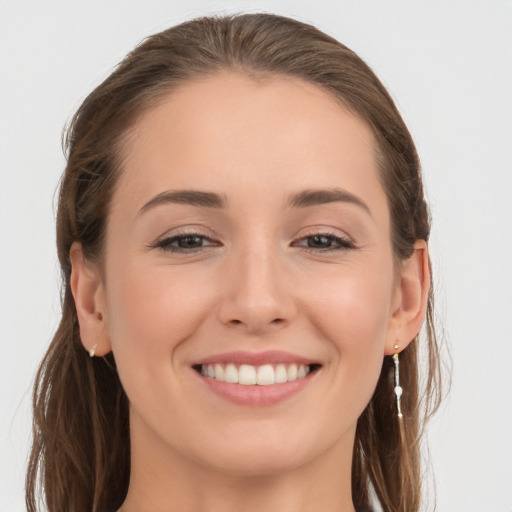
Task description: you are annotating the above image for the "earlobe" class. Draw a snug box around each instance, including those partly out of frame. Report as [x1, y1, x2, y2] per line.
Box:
[69, 242, 111, 356]
[385, 240, 430, 355]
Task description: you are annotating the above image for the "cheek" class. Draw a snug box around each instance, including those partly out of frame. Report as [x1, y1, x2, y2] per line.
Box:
[303, 262, 394, 410]
[305, 262, 394, 350]
[104, 262, 213, 378]
[103, 262, 221, 430]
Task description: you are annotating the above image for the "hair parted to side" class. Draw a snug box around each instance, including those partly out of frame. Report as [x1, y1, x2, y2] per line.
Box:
[26, 13, 444, 512]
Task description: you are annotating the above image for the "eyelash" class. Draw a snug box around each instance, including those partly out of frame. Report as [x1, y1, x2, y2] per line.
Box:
[151, 230, 356, 254]
[294, 232, 356, 253]
[152, 231, 218, 254]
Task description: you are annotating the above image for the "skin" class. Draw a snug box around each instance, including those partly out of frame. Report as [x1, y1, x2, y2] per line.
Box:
[71, 73, 430, 512]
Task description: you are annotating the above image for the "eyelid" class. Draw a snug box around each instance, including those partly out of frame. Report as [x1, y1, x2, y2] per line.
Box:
[149, 228, 220, 253]
[291, 229, 357, 252]
[149, 227, 357, 254]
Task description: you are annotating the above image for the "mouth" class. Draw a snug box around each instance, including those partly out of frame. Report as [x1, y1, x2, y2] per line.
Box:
[191, 351, 322, 406]
[192, 362, 321, 385]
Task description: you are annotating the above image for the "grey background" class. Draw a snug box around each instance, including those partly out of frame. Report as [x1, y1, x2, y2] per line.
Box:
[1, 1, 511, 510]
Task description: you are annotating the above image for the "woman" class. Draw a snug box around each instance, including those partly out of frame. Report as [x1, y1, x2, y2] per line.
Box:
[26, 13, 443, 512]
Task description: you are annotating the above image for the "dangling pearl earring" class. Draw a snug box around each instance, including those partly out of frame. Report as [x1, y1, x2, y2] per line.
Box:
[89, 344, 98, 358]
[393, 343, 403, 421]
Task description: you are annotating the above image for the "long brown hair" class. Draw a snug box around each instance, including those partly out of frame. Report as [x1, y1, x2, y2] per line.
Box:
[26, 13, 445, 512]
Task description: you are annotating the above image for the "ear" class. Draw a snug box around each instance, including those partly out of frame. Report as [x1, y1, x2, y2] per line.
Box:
[69, 242, 111, 356]
[385, 240, 431, 355]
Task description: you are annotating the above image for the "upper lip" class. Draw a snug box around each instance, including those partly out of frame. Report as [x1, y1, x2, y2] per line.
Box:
[192, 350, 320, 367]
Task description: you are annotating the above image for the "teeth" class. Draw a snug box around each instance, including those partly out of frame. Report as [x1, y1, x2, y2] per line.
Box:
[239, 364, 257, 385]
[224, 364, 238, 383]
[214, 364, 224, 381]
[287, 364, 298, 381]
[256, 364, 274, 385]
[275, 364, 288, 383]
[200, 363, 312, 385]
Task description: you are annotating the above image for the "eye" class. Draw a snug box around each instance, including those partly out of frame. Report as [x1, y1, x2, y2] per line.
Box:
[293, 232, 356, 252]
[152, 232, 219, 253]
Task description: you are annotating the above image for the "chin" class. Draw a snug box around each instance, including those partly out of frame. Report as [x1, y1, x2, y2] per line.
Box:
[184, 421, 344, 478]
[198, 445, 313, 477]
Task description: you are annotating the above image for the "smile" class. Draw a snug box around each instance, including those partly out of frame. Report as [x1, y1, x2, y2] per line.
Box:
[199, 363, 313, 385]
[192, 351, 321, 406]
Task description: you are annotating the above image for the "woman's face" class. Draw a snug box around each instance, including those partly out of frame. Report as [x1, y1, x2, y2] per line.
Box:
[98, 73, 401, 475]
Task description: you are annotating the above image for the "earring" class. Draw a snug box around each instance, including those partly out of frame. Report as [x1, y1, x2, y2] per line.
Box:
[88, 344, 98, 358]
[392, 344, 403, 421]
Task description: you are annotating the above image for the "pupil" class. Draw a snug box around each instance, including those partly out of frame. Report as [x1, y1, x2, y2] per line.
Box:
[180, 236, 201, 248]
[310, 235, 330, 248]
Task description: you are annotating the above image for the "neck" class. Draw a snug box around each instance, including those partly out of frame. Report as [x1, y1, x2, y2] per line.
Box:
[119, 417, 357, 512]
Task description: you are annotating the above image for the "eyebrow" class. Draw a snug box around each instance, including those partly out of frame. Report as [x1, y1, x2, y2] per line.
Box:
[138, 190, 228, 215]
[287, 187, 371, 215]
[138, 187, 371, 216]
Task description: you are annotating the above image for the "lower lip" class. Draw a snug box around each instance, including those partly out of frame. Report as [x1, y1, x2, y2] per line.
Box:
[195, 370, 316, 406]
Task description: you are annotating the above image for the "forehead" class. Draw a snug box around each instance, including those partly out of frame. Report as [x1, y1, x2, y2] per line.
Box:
[114, 72, 386, 218]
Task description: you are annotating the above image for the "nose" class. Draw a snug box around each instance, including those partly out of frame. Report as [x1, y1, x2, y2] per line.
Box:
[216, 242, 297, 335]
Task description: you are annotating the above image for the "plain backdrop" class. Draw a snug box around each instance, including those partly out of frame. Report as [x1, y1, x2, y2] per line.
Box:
[1, 1, 511, 511]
